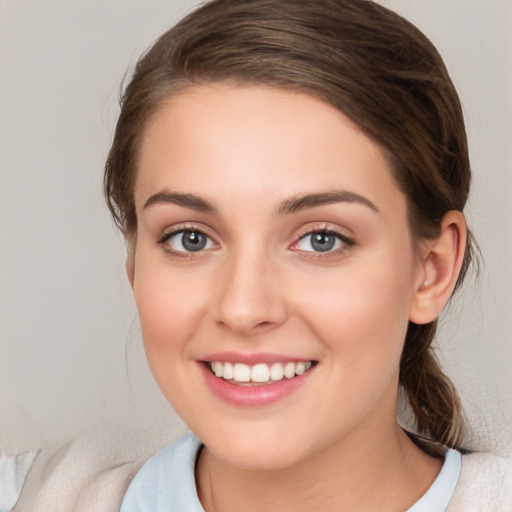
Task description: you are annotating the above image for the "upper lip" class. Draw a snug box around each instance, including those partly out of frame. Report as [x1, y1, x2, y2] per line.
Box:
[200, 352, 315, 365]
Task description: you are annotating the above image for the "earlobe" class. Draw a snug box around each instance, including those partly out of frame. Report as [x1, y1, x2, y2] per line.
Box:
[409, 211, 467, 324]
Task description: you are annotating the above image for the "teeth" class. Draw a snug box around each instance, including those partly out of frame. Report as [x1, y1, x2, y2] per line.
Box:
[212, 361, 223, 378]
[209, 361, 314, 383]
[233, 363, 251, 382]
[284, 362, 295, 379]
[270, 362, 284, 381]
[295, 362, 306, 375]
[223, 362, 234, 380]
[251, 363, 270, 383]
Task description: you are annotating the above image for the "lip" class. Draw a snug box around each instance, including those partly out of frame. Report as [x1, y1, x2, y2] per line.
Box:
[198, 356, 316, 407]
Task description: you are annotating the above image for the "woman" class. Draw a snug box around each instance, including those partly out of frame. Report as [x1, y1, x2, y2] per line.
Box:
[103, 0, 510, 509]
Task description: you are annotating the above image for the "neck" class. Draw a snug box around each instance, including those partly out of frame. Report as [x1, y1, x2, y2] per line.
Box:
[196, 422, 443, 512]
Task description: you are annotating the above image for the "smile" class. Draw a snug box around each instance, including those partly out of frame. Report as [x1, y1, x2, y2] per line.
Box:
[209, 361, 314, 384]
[200, 357, 317, 407]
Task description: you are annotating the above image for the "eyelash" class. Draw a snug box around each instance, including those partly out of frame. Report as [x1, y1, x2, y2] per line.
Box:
[157, 225, 216, 259]
[291, 228, 355, 259]
[156, 225, 355, 260]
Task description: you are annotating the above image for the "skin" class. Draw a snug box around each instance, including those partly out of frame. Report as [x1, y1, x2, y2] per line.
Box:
[127, 84, 466, 511]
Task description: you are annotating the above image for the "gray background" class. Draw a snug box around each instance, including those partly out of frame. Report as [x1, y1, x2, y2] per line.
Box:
[1, 0, 510, 461]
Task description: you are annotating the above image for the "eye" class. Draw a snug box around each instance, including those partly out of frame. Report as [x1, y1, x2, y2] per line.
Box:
[160, 229, 215, 253]
[295, 230, 354, 253]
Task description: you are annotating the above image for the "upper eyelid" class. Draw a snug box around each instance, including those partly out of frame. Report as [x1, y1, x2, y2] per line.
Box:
[298, 228, 352, 240]
[157, 223, 216, 242]
[293, 222, 355, 241]
[294, 231, 354, 246]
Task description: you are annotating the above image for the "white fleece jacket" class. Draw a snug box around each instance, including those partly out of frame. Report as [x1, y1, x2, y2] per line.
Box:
[12, 439, 512, 512]
[448, 452, 512, 512]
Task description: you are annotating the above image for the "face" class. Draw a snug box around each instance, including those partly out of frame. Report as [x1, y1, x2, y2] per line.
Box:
[130, 84, 424, 470]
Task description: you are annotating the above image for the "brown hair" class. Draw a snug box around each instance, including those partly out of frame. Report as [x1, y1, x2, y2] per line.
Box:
[105, 0, 476, 448]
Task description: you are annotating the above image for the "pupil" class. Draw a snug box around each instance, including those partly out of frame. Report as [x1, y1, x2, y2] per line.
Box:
[182, 231, 206, 251]
[311, 233, 335, 252]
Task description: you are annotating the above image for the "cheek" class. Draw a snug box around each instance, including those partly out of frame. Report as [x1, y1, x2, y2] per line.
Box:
[294, 255, 415, 368]
[132, 259, 209, 356]
[131, 262, 212, 410]
[292, 264, 414, 433]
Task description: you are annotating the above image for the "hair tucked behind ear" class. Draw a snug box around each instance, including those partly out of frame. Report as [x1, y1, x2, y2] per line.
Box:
[105, 0, 477, 448]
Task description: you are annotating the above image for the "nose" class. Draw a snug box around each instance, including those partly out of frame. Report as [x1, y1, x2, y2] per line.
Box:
[212, 249, 288, 335]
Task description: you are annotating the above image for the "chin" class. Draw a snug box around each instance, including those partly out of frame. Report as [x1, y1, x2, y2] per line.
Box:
[213, 444, 303, 471]
[197, 424, 315, 471]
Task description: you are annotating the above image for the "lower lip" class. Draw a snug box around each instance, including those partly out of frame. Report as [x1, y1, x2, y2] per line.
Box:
[199, 363, 314, 407]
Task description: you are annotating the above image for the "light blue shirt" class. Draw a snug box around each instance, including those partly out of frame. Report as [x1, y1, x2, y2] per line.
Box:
[120, 432, 462, 511]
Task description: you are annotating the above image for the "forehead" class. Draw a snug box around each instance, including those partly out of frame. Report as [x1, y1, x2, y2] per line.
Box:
[135, 84, 405, 217]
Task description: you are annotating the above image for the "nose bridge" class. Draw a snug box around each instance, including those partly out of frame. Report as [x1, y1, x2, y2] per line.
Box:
[214, 243, 286, 333]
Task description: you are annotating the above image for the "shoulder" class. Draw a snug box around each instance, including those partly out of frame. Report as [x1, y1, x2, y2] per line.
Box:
[119, 432, 203, 511]
[71, 460, 141, 512]
[15, 432, 200, 512]
[14, 435, 142, 512]
[448, 452, 512, 512]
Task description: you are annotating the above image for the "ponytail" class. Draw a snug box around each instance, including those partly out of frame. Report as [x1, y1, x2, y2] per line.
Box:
[400, 321, 463, 449]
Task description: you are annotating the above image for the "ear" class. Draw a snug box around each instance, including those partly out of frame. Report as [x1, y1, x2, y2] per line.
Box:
[125, 242, 136, 290]
[126, 254, 135, 289]
[409, 211, 467, 324]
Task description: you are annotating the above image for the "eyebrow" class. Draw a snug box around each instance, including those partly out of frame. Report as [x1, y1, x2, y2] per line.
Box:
[142, 188, 378, 216]
[276, 190, 378, 215]
[143, 191, 218, 214]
